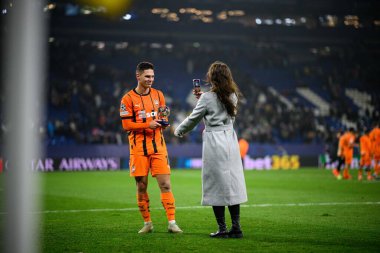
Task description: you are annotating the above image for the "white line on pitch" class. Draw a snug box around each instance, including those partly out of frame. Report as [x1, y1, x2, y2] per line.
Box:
[1, 201, 377, 215]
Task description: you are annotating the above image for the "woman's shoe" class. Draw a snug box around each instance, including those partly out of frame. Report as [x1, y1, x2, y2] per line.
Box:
[229, 229, 243, 238]
[210, 230, 229, 238]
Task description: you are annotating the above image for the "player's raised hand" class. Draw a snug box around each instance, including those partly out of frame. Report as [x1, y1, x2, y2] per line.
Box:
[192, 89, 204, 100]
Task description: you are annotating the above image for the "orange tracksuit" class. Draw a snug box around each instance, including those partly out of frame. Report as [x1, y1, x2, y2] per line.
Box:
[339, 131, 355, 165]
[370, 127, 380, 173]
[360, 134, 372, 167]
[238, 138, 249, 159]
[370, 127, 380, 160]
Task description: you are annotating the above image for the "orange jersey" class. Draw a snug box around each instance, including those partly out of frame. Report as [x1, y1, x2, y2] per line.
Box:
[370, 127, 380, 155]
[360, 134, 371, 156]
[339, 131, 355, 156]
[238, 138, 249, 158]
[120, 88, 167, 156]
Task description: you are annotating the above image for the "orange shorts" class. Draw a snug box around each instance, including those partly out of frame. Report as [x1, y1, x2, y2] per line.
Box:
[129, 152, 170, 177]
[343, 154, 353, 165]
[374, 152, 380, 161]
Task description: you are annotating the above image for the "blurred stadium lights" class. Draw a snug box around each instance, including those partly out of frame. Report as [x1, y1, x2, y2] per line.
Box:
[227, 10, 245, 16]
[344, 15, 360, 28]
[152, 8, 169, 14]
[165, 43, 174, 50]
[150, 42, 162, 49]
[96, 41, 105, 50]
[217, 11, 227, 20]
[76, 0, 134, 18]
[193, 42, 201, 48]
[38, 0, 380, 33]
[43, 3, 56, 12]
[114, 42, 129, 49]
[122, 13, 132, 20]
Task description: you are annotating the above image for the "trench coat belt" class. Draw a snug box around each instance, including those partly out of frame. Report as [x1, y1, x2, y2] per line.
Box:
[205, 124, 233, 132]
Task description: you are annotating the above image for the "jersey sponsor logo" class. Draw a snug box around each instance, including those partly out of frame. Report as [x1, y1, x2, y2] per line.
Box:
[134, 104, 140, 108]
[138, 110, 157, 119]
[138, 110, 146, 119]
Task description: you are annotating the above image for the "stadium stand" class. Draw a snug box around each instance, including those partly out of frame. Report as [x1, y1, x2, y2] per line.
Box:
[40, 38, 379, 146]
[1, 0, 379, 147]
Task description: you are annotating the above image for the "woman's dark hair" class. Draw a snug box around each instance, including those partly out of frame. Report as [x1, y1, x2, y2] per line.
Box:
[206, 61, 242, 117]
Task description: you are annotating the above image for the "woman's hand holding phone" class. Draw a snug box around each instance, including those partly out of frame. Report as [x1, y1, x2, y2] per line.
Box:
[193, 79, 203, 99]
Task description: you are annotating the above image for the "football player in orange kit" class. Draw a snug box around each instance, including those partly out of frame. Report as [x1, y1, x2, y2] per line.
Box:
[358, 128, 373, 181]
[330, 130, 345, 179]
[337, 128, 357, 180]
[238, 134, 250, 169]
[120, 62, 182, 234]
[370, 122, 380, 178]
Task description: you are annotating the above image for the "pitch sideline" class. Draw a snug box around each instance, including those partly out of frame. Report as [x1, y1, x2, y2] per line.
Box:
[9, 201, 379, 214]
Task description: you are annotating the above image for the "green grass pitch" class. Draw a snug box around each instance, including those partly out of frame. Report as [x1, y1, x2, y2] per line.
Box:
[14, 168, 380, 252]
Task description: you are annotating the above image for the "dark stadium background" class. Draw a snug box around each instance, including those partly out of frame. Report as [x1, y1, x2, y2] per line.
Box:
[0, 0, 379, 168]
[1, 1, 380, 252]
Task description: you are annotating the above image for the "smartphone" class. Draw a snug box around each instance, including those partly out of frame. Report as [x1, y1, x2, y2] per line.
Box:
[193, 79, 201, 93]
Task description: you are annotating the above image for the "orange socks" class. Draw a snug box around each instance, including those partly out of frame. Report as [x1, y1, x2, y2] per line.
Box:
[343, 167, 351, 178]
[375, 164, 380, 175]
[137, 192, 176, 222]
[161, 191, 176, 221]
[137, 193, 151, 222]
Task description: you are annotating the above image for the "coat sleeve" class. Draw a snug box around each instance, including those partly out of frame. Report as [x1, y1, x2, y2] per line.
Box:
[174, 93, 208, 137]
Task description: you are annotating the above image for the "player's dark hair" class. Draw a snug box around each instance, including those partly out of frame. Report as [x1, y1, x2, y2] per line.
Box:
[136, 62, 154, 73]
[206, 61, 242, 117]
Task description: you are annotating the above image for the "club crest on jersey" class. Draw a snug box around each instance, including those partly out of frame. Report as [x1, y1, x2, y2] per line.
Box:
[154, 99, 159, 106]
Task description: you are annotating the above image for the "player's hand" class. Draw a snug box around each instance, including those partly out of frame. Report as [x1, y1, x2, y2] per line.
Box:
[161, 123, 170, 130]
[174, 129, 183, 138]
[192, 89, 203, 100]
[149, 120, 162, 129]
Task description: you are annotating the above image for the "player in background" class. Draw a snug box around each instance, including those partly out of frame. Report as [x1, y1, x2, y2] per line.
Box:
[358, 128, 373, 181]
[369, 122, 380, 178]
[337, 128, 357, 180]
[238, 133, 250, 169]
[330, 130, 344, 179]
[120, 62, 182, 234]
